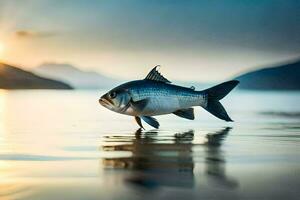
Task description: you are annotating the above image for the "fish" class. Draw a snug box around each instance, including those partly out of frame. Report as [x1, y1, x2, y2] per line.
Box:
[99, 66, 239, 129]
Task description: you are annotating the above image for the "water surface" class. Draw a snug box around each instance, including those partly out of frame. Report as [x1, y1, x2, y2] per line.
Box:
[0, 90, 299, 200]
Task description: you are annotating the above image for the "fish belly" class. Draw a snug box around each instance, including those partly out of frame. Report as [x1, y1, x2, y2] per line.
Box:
[140, 96, 182, 116]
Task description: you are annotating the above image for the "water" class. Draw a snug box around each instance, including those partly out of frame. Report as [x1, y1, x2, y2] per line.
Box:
[0, 90, 299, 200]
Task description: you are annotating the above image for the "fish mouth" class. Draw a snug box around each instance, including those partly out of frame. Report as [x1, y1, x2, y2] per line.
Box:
[99, 93, 115, 108]
[99, 98, 111, 107]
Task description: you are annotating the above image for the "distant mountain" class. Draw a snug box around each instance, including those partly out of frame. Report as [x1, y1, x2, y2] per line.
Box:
[235, 60, 300, 90]
[33, 63, 120, 89]
[0, 63, 72, 89]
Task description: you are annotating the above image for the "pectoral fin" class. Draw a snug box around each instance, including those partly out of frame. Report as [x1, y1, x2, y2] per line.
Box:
[134, 116, 144, 129]
[130, 98, 149, 112]
[173, 108, 195, 120]
[141, 116, 160, 129]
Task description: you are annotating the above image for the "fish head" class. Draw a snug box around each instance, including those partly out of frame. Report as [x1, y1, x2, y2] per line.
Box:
[99, 88, 131, 113]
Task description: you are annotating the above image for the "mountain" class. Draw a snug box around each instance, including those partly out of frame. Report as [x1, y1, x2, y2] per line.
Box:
[0, 63, 72, 89]
[234, 60, 300, 90]
[33, 63, 120, 89]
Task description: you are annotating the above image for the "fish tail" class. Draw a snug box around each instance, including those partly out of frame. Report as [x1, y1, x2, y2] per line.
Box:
[202, 80, 239, 121]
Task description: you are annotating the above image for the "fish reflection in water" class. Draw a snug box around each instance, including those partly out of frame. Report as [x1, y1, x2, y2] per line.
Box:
[101, 127, 238, 189]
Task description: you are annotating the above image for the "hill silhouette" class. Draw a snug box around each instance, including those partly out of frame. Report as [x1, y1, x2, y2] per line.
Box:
[0, 63, 72, 89]
[34, 63, 119, 89]
[235, 60, 300, 90]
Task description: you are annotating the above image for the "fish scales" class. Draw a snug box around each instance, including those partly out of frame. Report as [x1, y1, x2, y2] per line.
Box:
[99, 66, 239, 129]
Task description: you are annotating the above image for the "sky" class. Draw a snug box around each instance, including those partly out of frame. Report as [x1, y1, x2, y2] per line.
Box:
[0, 0, 299, 81]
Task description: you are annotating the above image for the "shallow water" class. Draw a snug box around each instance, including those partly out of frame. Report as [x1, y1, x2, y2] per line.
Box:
[0, 90, 299, 200]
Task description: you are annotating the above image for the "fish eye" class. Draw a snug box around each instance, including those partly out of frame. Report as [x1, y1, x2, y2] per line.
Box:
[109, 91, 117, 99]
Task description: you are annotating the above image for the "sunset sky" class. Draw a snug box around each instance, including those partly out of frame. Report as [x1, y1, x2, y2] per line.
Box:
[0, 0, 299, 81]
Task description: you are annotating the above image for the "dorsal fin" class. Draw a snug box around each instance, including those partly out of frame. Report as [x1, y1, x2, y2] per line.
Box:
[190, 86, 195, 90]
[145, 65, 171, 83]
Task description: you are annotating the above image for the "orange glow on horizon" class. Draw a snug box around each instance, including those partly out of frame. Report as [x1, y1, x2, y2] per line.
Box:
[0, 42, 4, 60]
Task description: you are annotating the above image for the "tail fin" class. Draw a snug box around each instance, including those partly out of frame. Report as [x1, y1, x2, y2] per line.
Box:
[203, 80, 239, 122]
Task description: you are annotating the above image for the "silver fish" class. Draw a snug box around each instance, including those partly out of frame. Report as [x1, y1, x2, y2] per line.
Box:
[99, 66, 239, 129]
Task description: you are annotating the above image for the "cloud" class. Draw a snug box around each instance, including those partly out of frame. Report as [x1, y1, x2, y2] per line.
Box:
[15, 30, 57, 38]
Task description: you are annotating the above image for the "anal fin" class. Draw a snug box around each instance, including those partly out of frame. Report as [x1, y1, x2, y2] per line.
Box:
[173, 108, 195, 120]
